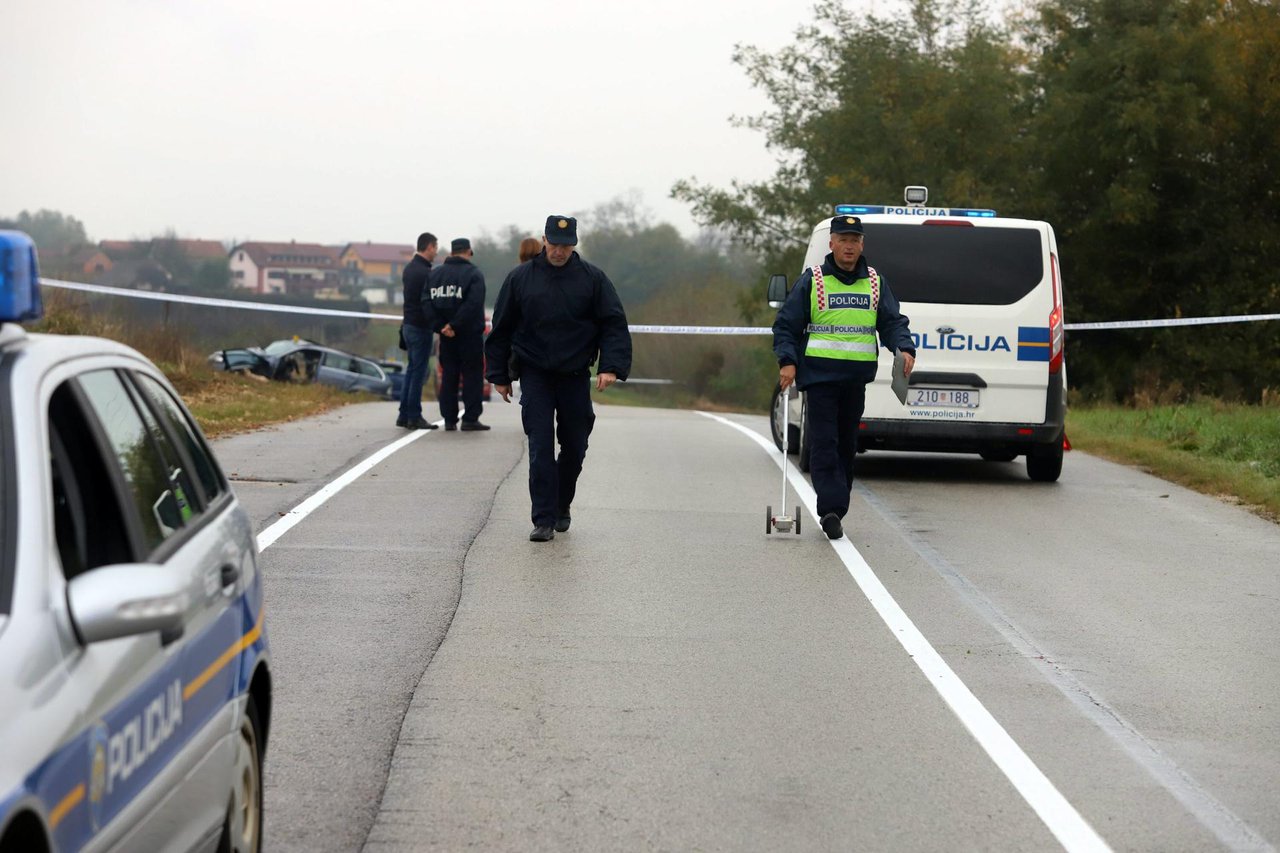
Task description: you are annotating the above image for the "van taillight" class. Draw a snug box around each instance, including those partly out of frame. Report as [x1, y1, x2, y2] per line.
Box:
[1049, 252, 1064, 374]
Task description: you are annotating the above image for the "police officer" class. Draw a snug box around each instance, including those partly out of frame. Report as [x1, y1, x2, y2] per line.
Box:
[772, 215, 915, 540]
[485, 215, 632, 542]
[426, 237, 488, 430]
[397, 232, 439, 429]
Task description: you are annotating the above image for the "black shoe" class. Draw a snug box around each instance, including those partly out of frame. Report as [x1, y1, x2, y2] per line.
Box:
[395, 418, 407, 428]
[554, 509, 571, 533]
[529, 526, 555, 542]
[444, 422, 457, 431]
[404, 417, 438, 430]
[820, 513, 844, 540]
[460, 420, 491, 431]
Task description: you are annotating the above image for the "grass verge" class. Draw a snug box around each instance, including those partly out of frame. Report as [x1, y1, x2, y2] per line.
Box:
[32, 290, 372, 438]
[1067, 402, 1280, 522]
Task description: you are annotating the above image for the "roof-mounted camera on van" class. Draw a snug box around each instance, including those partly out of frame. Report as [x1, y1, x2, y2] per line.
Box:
[904, 186, 928, 206]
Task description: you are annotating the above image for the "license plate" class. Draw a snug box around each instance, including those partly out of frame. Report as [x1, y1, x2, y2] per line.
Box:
[907, 387, 980, 408]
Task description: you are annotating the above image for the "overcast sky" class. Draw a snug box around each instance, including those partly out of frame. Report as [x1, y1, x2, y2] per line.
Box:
[0, 0, 911, 248]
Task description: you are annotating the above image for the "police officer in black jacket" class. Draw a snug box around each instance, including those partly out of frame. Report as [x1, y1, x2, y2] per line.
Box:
[426, 237, 488, 430]
[397, 232, 439, 429]
[485, 215, 632, 542]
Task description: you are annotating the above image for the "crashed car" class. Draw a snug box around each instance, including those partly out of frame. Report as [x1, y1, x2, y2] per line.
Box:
[209, 339, 393, 398]
[375, 360, 405, 401]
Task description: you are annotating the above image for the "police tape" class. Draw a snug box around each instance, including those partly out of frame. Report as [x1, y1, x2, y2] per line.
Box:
[1062, 313, 1280, 331]
[39, 278, 1279, 334]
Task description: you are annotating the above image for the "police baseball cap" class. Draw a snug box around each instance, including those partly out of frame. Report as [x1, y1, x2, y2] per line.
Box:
[451, 237, 471, 253]
[831, 215, 864, 235]
[544, 215, 578, 245]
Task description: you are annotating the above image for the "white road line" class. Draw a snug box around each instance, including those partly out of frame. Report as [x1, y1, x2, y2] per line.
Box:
[699, 411, 1111, 853]
[255, 424, 440, 552]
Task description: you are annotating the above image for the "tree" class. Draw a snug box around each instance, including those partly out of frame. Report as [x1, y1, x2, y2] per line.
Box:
[2, 209, 90, 256]
[673, 0, 1026, 274]
[1021, 0, 1280, 398]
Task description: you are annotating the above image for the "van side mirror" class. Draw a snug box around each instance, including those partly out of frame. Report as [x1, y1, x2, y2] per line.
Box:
[766, 274, 789, 308]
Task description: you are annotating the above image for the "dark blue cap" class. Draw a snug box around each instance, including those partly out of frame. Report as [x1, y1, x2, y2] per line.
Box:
[544, 215, 578, 245]
[451, 237, 471, 253]
[830, 215, 864, 235]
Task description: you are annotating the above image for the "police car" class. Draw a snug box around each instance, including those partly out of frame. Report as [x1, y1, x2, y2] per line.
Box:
[0, 232, 271, 852]
[769, 187, 1067, 481]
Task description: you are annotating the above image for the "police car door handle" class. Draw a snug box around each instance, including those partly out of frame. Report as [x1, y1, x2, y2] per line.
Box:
[936, 325, 956, 334]
[220, 563, 240, 589]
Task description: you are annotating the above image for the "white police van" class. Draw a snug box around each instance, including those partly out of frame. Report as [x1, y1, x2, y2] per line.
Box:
[0, 232, 271, 852]
[769, 187, 1067, 481]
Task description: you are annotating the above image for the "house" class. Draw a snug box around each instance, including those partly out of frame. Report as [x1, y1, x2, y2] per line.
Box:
[99, 240, 150, 261]
[337, 242, 414, 289]
[229, 241, 341, 295]
[171, 239, 227, 261]
[71, 247, 113, 277]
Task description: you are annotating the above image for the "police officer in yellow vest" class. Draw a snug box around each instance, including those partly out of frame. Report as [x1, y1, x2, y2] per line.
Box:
[772, 215, 916, 540]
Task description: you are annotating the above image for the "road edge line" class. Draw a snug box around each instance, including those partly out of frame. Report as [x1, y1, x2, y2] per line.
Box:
[255, 423, 441, 552]
[698, 410, 1111, 853]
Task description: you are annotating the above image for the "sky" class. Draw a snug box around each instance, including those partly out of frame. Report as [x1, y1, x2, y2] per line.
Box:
[0, 0, 903, 248]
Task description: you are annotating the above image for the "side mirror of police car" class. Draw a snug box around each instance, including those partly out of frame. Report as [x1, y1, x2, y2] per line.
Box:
[67, 563, 190, 645]
[766, 274, 789, 308]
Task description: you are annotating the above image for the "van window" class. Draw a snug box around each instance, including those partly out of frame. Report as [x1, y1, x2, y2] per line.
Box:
[862, 224, 1044, 306]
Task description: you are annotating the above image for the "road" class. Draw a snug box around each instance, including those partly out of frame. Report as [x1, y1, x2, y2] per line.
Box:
[212, 398, 1279, 852]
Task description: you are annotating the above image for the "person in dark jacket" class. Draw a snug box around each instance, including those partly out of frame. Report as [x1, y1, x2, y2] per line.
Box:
[397, 232, 439, 429]
[772, 215, 915, 540]
[485, 215, 632, 542]
[426, 238, 488, 430]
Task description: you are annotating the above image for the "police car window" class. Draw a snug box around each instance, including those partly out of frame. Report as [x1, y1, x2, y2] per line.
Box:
[48, 381, 134, 576]
[134, 373, 225, 504]
[862, 224, 1044, 305]
[77, 370, 191, 552]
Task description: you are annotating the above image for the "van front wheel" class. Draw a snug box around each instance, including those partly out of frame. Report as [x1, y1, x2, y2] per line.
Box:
[1026, 439, 1063, 482]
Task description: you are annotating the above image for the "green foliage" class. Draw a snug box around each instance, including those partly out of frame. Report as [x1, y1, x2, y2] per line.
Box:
[193, 257, 232, 291]
[0, 209, 89, 255]
[674, 0, 1280, 402]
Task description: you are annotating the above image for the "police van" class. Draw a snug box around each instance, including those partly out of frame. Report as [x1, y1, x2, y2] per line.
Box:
[1, 231, 271, 852]
[769, 187, 1067, 481]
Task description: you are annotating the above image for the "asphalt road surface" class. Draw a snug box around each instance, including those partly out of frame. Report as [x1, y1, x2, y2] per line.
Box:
[212, 397, 1279, 852]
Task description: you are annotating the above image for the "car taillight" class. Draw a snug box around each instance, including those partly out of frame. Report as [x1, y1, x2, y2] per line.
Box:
[1049, 252, 1064, 374]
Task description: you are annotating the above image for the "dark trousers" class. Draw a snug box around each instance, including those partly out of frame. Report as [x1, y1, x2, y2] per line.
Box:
[519, 366, 595, 527]
[397, 324, 432, 420]
[438, 332, 484, 425]
[805, 379, 867, 519]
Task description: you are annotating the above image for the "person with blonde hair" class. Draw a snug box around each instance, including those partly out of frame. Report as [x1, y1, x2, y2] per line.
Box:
[517, 237, 541, 263]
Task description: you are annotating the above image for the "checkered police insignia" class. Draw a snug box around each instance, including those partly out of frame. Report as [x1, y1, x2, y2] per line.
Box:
[811, 265, 826, 311]
[558, 219, 568, 229]
[868, 265, 880, 311]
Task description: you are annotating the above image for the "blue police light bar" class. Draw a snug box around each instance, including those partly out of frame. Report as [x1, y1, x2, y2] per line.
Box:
[0, 231, 43, 324]
[833, 204, 997, 217]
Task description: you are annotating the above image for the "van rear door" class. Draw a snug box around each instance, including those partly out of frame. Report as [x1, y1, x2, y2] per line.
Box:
[857, 218, 1053, 425]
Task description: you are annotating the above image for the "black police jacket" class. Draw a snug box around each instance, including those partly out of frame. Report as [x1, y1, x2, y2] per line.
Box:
[485, 251, 632, 383]
[423, 256, 486, 335]
[401, 255, 433, 329]
[772, 253, 915, 388]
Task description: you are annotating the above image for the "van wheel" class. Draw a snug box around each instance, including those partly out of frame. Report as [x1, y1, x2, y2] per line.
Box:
[1026, 440, 1063, 482]
[981, 450, 1018, 463]
[770, 384, 798, 453]
[218, 697, 264, 853]
[798, 405, 812, 473]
